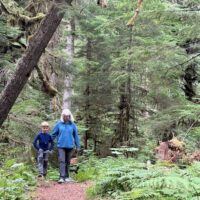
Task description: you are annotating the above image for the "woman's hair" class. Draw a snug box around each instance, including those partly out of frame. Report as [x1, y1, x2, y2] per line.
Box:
[60, 109, 75, 122]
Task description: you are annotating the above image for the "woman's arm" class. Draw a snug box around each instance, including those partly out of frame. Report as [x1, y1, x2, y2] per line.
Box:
[73, 123, 80, 149]
[51, 122, 60, 140]
[49, 135, 54, 150]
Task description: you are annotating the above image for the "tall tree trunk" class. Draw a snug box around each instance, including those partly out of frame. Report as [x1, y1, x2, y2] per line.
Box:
[117, 28, 134, 144]
[125, 28, 134, 140]
[63, 18, 75, 109]
[0, 0, 73, 127]
[84, 85, 90, 149]
[118, 85, 127, 144]
[84, 38, 92, 149]
[125, 67, 131, 141]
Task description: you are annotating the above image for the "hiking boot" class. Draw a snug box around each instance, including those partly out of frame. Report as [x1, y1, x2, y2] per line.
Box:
[65, 177, 75, 183]
[58, 178, 65, 184]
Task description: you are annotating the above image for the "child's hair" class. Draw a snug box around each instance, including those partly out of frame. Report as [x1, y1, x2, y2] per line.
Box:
[41, 121, 49, 127]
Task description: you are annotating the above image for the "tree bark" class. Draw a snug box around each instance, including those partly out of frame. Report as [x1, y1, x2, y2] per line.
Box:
[97, 0, 108, 8]
[35, 65, 58, 97]
[0, 0, 73, 127]
[127, 0, 143, 27]
[63, 18, 75, 109]
[118, 86, 127, 144]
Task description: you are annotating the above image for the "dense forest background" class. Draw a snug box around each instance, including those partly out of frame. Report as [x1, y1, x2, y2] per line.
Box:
[1, 0, 200, 199]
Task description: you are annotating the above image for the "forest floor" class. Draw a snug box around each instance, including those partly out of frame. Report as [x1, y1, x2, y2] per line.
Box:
[33, 180, 91, 200]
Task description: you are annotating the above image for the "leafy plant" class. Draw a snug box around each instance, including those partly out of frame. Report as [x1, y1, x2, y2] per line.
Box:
[0, 159, 36, 200]
[77, 157, 200, 200]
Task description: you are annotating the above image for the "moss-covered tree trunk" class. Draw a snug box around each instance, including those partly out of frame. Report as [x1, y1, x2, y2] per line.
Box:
[0, 0, 73, 127]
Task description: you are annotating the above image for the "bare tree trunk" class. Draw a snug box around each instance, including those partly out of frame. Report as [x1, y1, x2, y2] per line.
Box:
[63, 18, 75, 109]
[0, 0, 73, 127]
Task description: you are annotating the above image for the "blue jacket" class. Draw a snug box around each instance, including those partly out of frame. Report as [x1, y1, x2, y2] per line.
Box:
[51, 121, 80, 149]
[33, 132, 54, 151]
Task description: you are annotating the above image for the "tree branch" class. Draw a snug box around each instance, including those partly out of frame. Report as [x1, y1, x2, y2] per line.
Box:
[0, 0, 45, 25]
[35, 65, 58, 97]
[0, 0, 70, 126]
[127, 0, 143, 27]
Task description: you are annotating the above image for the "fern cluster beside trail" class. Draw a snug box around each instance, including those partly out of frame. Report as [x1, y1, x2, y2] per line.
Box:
[75, 157, 200, 200]
[0, 159, 36, 200]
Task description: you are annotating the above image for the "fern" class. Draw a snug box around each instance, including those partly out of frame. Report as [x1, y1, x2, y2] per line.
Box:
[82, 157, 200, 200]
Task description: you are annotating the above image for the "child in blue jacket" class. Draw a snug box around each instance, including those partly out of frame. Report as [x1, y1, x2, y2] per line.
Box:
[33, 121, 54, 177]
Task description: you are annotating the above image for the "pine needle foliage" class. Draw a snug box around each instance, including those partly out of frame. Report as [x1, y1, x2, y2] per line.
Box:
[142, 103, 200, 149]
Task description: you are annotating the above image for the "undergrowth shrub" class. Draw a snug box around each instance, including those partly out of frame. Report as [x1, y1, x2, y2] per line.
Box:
[77, 157, 200, 200]
[0, 159, 36, 200]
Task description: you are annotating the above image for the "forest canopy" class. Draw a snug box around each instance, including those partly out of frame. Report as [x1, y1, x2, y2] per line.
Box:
[1, 0, 200, 199]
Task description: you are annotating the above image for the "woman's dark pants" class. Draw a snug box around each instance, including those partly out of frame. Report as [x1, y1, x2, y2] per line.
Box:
[58, 148, 73, 178]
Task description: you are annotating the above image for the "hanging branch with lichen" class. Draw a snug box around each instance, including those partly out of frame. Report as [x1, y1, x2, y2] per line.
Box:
[0, 0, 45, 25]
[127, 0, 143, 27]
[35, 65, 58, 97]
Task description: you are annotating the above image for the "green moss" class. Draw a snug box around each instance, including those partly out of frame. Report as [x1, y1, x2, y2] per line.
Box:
[74, 167, 97, 182]
[12, 99, 41, 114]
[86, 186, 98, 199]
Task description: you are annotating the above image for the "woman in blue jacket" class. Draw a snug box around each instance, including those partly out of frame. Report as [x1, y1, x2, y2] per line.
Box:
[52, 109, 80, 183]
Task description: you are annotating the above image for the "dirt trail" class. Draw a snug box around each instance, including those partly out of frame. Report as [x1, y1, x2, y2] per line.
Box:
[34, 181, 91, 200]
